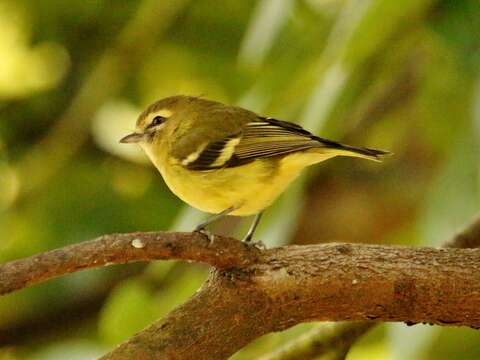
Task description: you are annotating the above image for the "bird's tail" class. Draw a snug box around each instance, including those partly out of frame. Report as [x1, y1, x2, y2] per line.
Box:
[316, 137, 391, 162]
[333, 144, 390, 162]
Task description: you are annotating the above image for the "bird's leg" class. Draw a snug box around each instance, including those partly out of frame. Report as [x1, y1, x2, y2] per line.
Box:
[242, 212, 264, 244]
[194, 206, 237, 231]
[194, 206, 237, 242]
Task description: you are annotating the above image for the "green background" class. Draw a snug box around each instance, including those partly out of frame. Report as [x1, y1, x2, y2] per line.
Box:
[1, 0, 480, 358]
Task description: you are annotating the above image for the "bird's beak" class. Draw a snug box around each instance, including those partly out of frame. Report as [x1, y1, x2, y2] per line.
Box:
[119, 132, 145, 144]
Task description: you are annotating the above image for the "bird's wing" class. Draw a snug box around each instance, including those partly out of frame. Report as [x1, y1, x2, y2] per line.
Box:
[179, 117, 324, 171]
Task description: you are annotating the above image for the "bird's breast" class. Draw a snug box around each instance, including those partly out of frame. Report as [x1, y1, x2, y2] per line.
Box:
[142, 144, 334, 216]
[167, 160, 307, 216]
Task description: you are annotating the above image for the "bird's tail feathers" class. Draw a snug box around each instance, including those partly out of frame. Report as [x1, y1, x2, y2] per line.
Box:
[334, 145, 390, 162]
[316, 138, 391, 162]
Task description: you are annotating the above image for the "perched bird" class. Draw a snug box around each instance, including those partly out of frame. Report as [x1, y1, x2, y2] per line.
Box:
[120, 95, 389, 242]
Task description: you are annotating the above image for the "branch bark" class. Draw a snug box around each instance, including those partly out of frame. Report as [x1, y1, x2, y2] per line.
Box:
[102, 243, 480, 359]
[262, 214, 480, 360]
[0, 232, 257, 296]
[2, 228, 480, 359]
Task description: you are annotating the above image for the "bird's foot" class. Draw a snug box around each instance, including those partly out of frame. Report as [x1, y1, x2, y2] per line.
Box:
[243, 238, 266, 250]
[194, 227, 216, 244]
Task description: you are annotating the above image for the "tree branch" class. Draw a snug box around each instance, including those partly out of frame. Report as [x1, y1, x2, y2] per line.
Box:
[0, 232, 258, 296]
[100, 242, 480, 359]
[263, 214, 480, 360]
[2, 223, 480, 359]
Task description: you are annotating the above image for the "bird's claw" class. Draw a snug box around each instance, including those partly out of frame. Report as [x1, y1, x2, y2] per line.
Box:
[195, 228, 216, 244]
[244, 239, 266, 250]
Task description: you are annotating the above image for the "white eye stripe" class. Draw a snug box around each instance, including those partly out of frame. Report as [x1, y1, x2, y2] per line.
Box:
[154, 122, 167, 130]
[154, 109, 173, 118]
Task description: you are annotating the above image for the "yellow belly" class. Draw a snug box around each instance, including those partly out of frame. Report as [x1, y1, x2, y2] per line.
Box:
[159, 159, 292, 216]
[145, 148, 336, 216]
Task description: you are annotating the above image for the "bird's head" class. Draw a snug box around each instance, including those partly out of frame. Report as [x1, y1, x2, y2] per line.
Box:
[119, 95, 192, 146]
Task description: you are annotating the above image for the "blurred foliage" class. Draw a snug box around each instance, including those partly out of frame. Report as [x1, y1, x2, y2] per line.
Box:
[1, 0, 480, 359]
[0, 1, 69, 100]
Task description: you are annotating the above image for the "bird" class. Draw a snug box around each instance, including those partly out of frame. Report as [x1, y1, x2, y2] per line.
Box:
[120, 95, 389, 242]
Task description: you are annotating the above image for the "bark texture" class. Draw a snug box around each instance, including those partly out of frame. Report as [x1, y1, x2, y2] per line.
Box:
[0, 231, 257, 296]
[102, 243, 480, 359]
[2, 232, 480, 359]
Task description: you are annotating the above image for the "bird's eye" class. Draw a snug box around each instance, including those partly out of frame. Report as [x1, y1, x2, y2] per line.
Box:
[150, 115, 166, 127]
